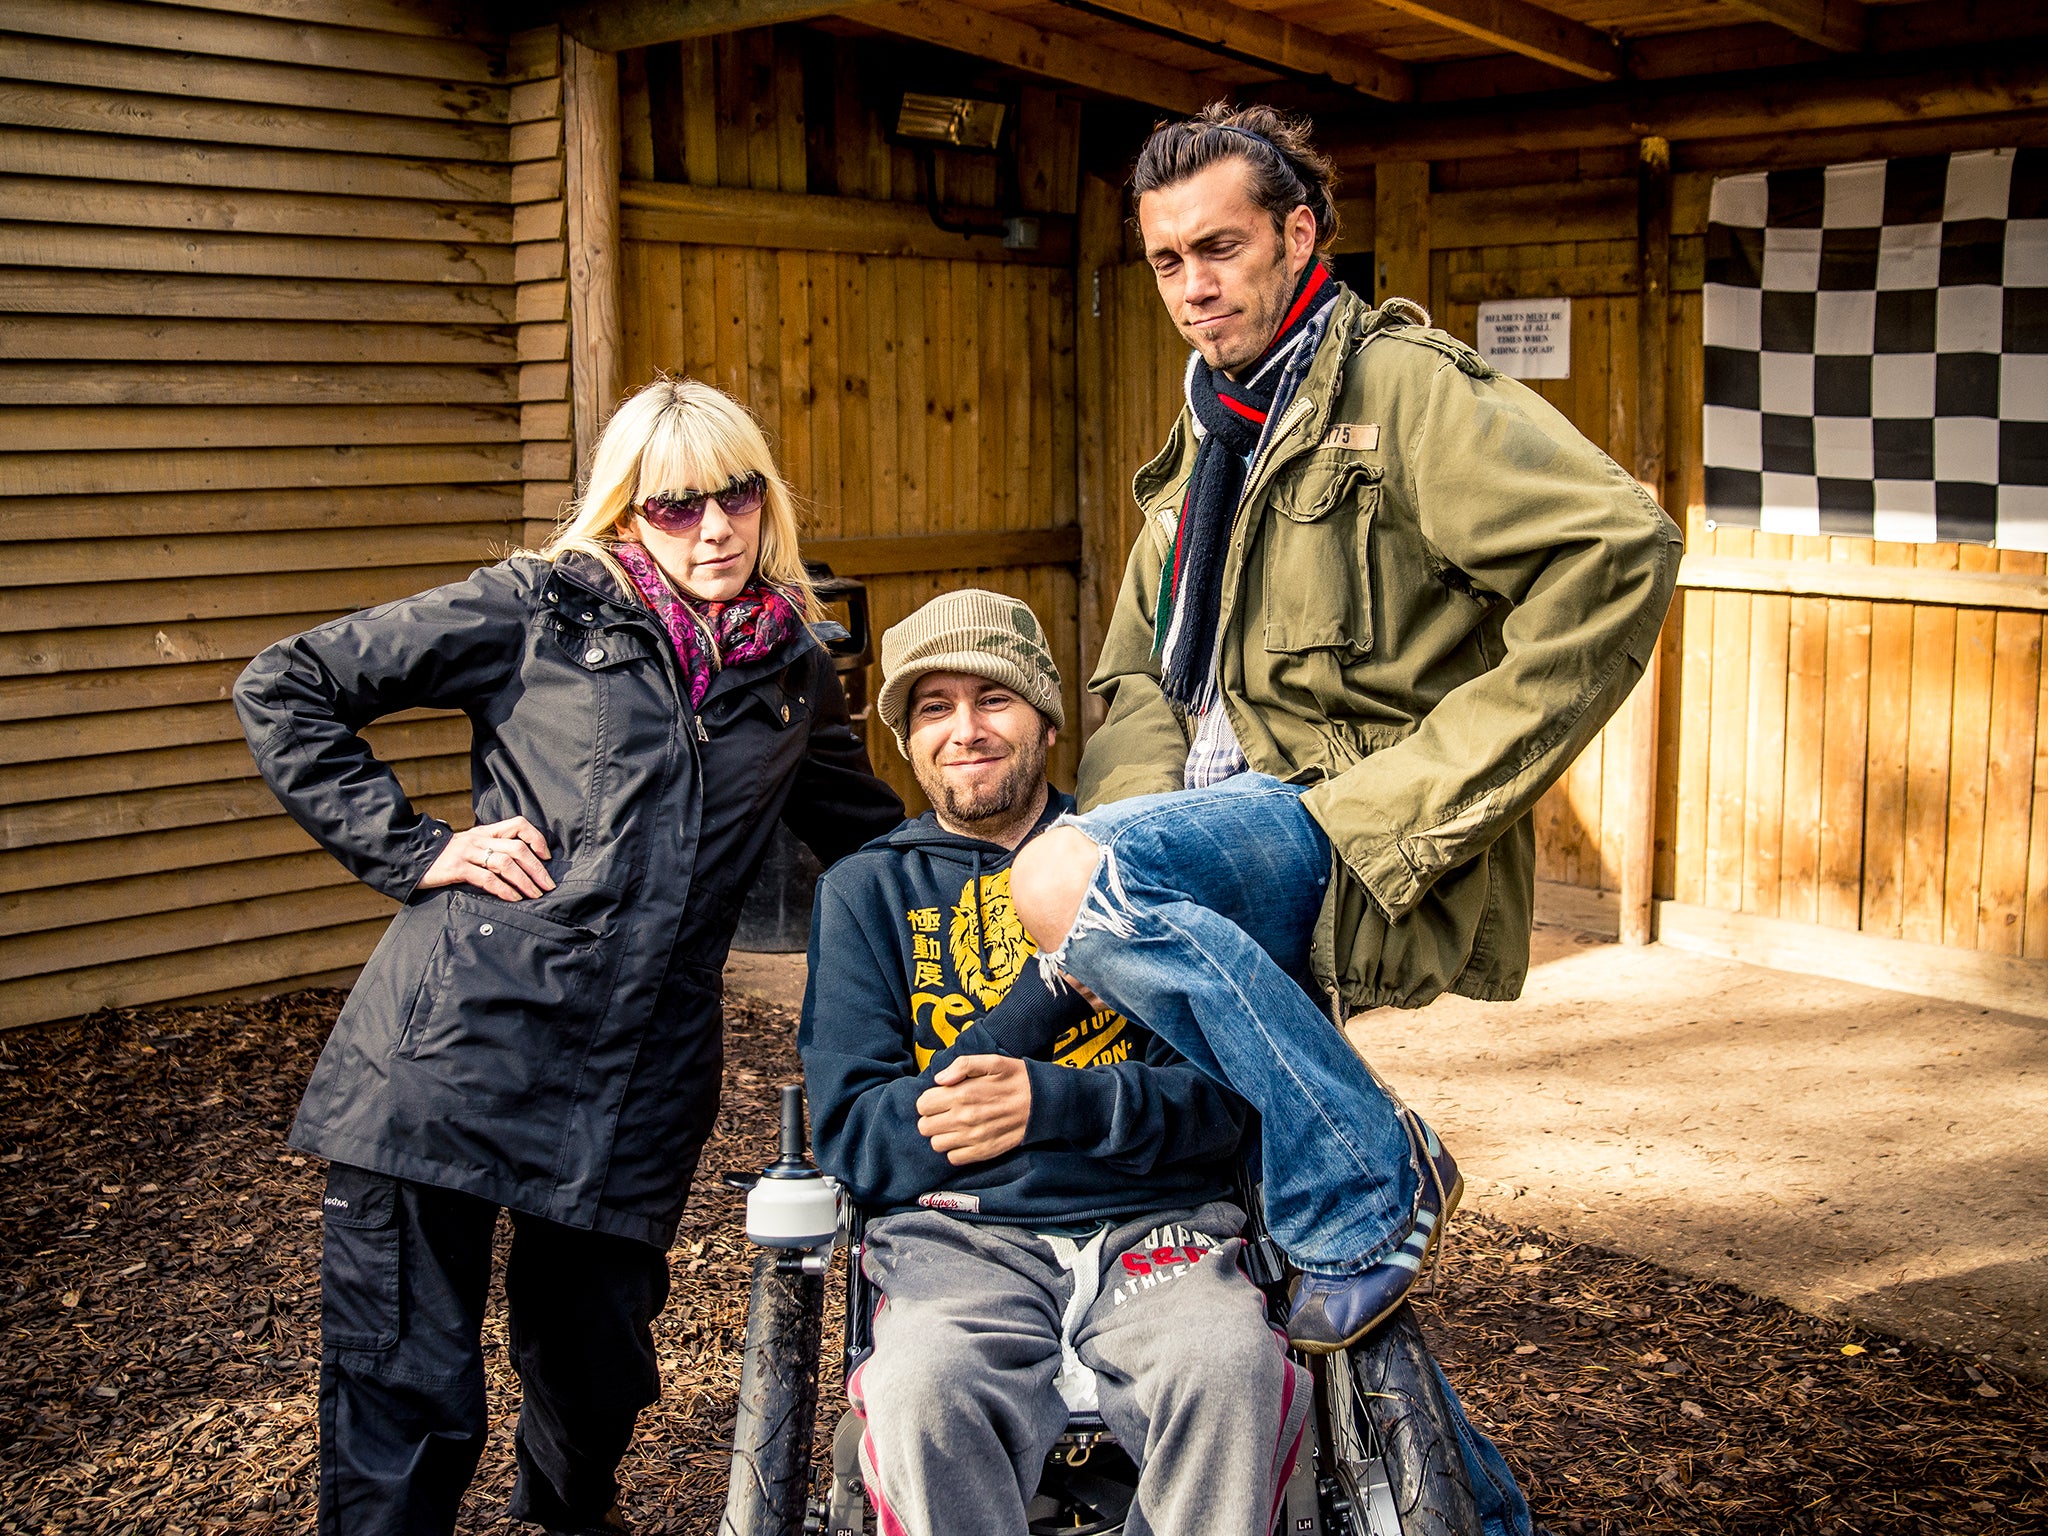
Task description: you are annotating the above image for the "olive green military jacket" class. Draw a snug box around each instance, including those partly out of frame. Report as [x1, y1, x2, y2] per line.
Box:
[1077, 288, 1682, 1013]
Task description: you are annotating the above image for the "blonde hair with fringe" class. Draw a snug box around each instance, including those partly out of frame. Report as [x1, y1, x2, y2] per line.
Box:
[527, 376, 820, 640]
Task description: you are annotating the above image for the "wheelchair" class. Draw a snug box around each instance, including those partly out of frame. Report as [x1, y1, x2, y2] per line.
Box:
[720, 1087, 1478, 1536]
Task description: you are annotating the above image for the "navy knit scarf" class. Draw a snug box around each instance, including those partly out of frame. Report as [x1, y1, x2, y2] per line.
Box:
[1155, 261, 1337, 710]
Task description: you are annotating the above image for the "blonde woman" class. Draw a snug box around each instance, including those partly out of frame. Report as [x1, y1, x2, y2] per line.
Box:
[236, 377, 903, 1536]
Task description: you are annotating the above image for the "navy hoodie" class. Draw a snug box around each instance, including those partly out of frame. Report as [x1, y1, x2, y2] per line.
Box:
[800, 791, 1250, 1224]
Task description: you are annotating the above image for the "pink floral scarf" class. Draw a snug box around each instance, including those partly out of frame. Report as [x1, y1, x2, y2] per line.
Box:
[611, 540, 801, 708]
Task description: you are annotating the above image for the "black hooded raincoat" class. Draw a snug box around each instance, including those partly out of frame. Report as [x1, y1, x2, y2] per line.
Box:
[235, 552, 905, 1247]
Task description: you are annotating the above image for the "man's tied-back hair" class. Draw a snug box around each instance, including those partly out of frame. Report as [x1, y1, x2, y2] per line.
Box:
[1131, 103, 1340, 248]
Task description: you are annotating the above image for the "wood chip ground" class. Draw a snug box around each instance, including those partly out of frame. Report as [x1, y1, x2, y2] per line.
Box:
[1, 992, 2041, 1534]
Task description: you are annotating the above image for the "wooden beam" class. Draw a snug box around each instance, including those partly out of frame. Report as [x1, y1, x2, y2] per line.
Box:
[559, 0, 844, 51]
[848, 0, 1211, 116]
[1678, 556, 2048, 614]
[1619, 135, 1670, 950]
[571, 0, 1211, 112]
[1373, 160, 1429, 308]
[1715, 0, 1865, 53]
[563, 34, 621, 484]
[1368, 0, 1623, 83]
[1670, 107, 2048, 179]
[803, 527, 1082, 575]
[1327, 47, 2048, 164]
[1074, 171, 1123, 740]
[1616, 646, 1663, 946]
[1530, 883, 2048, 1023]
[1352, 175, 1711, 257]
[1635, 137, 1670, 508]
[619, 180, 1076, 265]
[1053, 0, 1409, 103]
[1655, 900, 2048, 1022]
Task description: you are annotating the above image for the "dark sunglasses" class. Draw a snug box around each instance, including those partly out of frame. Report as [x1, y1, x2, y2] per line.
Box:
[638, 472, 767, 532]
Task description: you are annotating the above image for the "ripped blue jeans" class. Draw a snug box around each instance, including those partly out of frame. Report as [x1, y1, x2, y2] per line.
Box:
[1042, 774, 1533, 1536]
[1041, 773, 1413, 1276]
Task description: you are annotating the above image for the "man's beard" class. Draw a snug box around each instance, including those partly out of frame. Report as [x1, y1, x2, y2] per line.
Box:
[1187, 250, 1295, 374]
[919, 733, 1048, 831]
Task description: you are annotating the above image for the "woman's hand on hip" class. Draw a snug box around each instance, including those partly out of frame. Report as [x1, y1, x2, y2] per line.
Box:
[416, 816, 556, 901]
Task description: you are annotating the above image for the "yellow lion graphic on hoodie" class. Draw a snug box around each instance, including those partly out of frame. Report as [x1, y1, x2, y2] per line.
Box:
[908, 868, 1129, 1070]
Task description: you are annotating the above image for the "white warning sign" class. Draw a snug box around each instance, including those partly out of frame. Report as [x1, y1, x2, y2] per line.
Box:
[1477, 298, 1572, 379]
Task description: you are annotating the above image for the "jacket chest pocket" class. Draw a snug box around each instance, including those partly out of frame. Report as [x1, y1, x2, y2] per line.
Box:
[519, 621, 667, 844]
[550, 619, 659, 677]
[1260, 456, 1380, 659]
[700, 677, 811, 739]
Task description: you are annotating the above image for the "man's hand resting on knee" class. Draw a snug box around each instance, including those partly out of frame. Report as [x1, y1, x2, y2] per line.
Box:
[916, 1056, 1031, 1165]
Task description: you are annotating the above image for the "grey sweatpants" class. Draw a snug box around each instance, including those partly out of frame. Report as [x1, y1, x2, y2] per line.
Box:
[848, 1202, 1310, 1536]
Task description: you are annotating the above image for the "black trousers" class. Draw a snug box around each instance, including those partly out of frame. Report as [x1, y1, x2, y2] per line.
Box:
[316, 1164, 671, 1535]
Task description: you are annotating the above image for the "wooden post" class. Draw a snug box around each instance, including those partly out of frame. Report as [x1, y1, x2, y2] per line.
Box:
[1373, 161, 1430, 310]
[1619, 135, 1671, 947]
[1635, 135, 1669, 506]
[564, 34, 623, 484]
[1075, 173, 1123, 739]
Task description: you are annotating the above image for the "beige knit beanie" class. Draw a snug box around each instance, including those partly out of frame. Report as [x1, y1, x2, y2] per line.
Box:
[876, 588, 1065, 757]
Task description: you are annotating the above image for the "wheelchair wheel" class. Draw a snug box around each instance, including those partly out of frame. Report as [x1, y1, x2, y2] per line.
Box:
[1317, 1303, 1479, 1536]
[719, 1249, 827, 1536]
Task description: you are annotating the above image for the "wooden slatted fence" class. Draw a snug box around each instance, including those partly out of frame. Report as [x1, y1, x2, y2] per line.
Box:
[6, 8, 2045, 1029]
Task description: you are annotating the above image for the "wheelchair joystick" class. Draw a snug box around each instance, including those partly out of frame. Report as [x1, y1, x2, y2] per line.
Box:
[769, 1082, 811, 1175]
[744, 1085, 842, 1271]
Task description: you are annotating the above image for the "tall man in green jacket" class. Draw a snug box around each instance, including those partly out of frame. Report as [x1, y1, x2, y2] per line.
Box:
[1012, 104, 1681, 1366]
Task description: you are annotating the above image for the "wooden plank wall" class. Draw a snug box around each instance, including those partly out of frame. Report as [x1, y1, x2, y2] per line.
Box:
[7, 13, 2041, 1030]
[0, 1, 559, 1029]
[508, 28, 578, 545]
[612, 27, 1085, 809]
[1659, 419, 2048, 964]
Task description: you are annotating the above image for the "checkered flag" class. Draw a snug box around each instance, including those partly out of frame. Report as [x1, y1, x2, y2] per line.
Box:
[1702, 148, 2048, 550]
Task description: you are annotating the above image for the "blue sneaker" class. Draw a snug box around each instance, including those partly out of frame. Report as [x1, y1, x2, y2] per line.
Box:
[1287, 1110, 1463, 1354]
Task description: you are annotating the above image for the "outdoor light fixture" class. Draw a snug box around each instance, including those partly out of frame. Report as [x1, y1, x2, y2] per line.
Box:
[894, 90, 1036, 249]
[894, 92, 1006, 151]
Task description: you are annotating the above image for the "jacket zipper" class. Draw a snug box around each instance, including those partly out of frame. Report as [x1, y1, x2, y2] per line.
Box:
[1242, 395, 1316, 506]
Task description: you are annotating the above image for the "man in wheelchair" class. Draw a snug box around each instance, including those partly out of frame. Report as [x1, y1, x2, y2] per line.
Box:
[799, 589, 1311, 1536]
